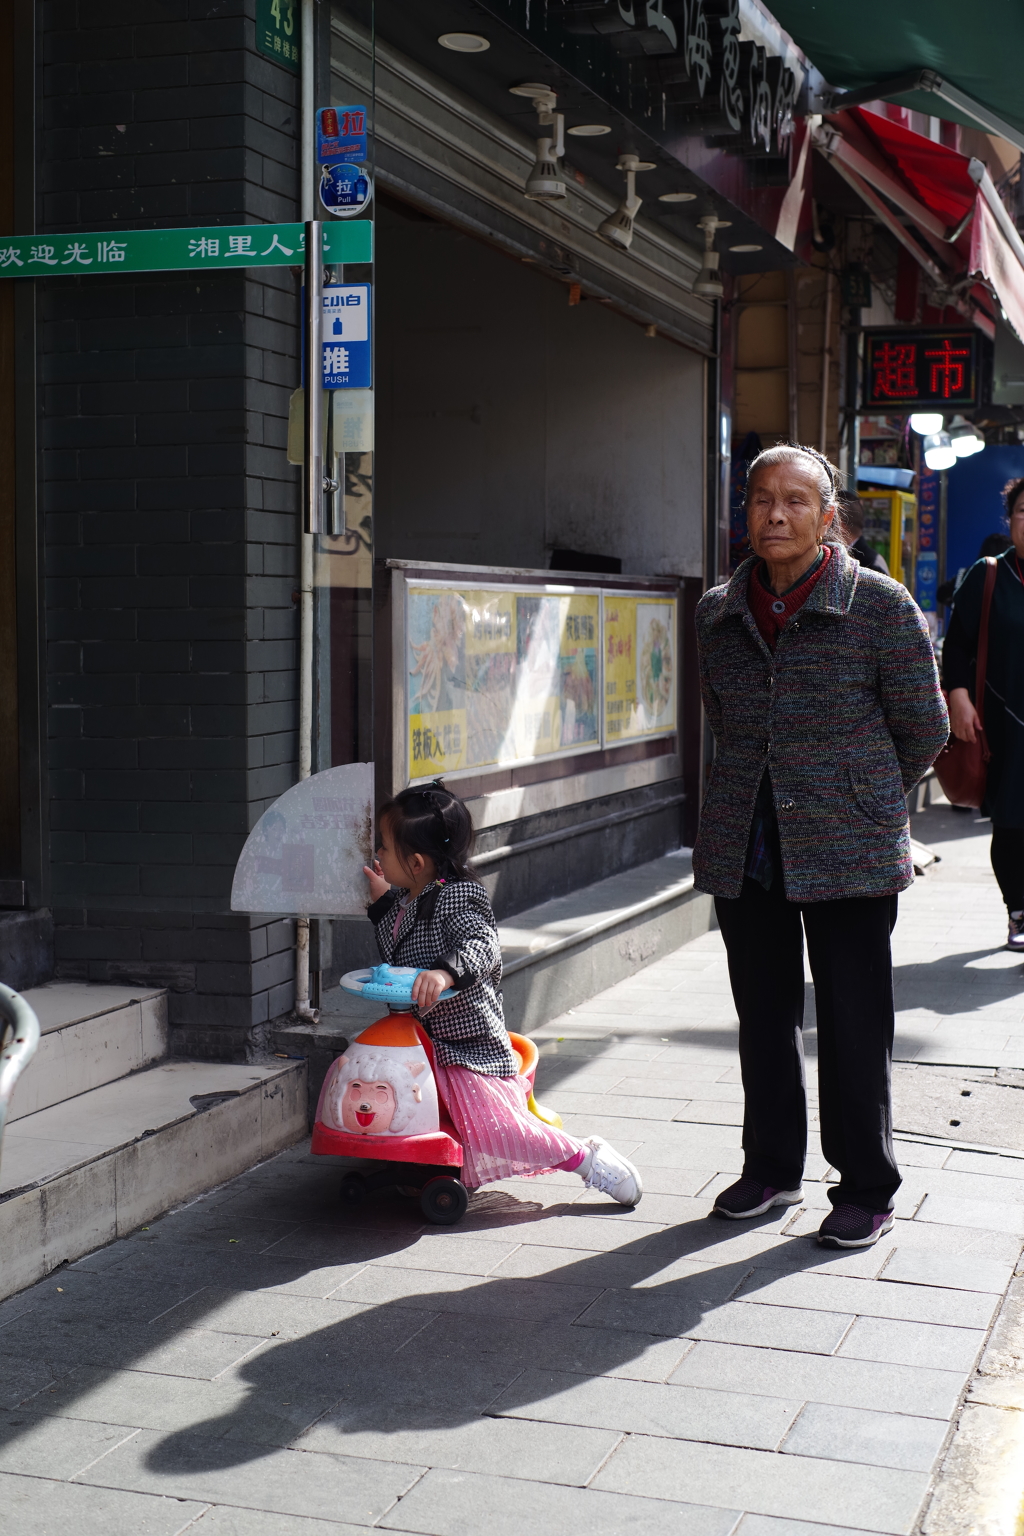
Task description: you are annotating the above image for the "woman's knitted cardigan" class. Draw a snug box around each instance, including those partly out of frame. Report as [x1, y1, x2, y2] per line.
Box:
[693, 542, 949, 902]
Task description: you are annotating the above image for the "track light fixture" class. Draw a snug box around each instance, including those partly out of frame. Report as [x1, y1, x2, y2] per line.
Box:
[692, 215, 731, 298]
[923, 432, 956, 471]
[597, 154, 652, 251]
[948, 418, 985, 457]
[510, 84, 567, 201]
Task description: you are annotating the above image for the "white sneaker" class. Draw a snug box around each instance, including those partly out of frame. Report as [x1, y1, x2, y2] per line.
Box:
[1008, 913, 1024, 952]
[579, 1136, 643, 1206]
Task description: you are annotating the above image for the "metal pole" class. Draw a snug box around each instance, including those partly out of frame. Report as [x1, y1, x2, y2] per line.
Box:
[939, 468, 949, 589]
[295, 0, 319, 1024]
[303, 222, 324, 542]
[819, 268, 834, 455]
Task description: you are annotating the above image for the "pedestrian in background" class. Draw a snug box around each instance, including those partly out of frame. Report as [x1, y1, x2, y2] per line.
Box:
[693, 445, 949, 1247]
[837, 488, 889, 574]
[945, 477, 1024, 950]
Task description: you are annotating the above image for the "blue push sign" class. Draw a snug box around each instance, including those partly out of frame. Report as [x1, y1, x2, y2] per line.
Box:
[322, 284, 371, 388]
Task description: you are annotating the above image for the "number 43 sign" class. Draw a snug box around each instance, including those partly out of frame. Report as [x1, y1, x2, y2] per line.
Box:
[256, 0, 300, 72]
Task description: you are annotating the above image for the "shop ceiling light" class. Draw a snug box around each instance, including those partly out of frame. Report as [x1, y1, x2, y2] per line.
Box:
[950, 423, 986, 457]
[511, 84, 567, 201]
[438, 32, 490, 51]
[729, 243, 763, 252]
[692, 215, 732, 297]
[910, 412, 944, 435]
[567, 124, 611, 136]
[597, 154, 652, 250]
[658, 191, 697, 203]
[923, 431, 957, 471]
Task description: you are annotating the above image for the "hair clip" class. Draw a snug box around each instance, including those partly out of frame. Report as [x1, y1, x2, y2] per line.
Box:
[797, 444, 836, 490]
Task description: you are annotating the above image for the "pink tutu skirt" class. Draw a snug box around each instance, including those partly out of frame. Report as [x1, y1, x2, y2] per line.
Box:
[432, 1061, 585, 1190]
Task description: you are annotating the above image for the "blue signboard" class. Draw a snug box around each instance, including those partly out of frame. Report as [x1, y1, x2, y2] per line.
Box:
[915, 550, 938, 612]
[320, 162, 372, 217]
[316, 106, 368, 165]
[322, 284, 371, 388]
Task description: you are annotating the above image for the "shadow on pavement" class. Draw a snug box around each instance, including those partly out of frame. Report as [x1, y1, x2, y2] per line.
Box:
[132, 1191, 830, 1474]
[0, 1154, 832, 1476]
[893, 948, 1024, 1017]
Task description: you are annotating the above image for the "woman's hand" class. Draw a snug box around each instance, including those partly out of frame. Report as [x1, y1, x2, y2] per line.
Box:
[411, 968, 454, 1009]
[362, 859, 391, 902]
[948, 687, 982, 745]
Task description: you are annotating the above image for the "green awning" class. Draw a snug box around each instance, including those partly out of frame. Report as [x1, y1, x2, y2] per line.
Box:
[768, 1, 1024, 142]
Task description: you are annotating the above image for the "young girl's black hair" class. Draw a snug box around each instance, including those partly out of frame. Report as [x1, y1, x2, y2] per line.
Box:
[380, 779, 475, 882]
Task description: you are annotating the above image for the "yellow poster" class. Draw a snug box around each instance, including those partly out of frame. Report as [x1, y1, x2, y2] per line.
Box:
[464, 591, 516, 655]
[406, 585, 600, 781]
[408, 710, 467, 776]
[603, 594, 676, 741]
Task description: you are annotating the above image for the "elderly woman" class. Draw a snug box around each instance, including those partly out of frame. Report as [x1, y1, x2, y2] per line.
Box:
[694, 444, 948, 1248]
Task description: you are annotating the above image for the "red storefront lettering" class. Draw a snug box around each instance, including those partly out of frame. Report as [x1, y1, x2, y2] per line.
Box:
[871, 342, 917, 399]
[924, 338, 971, 398]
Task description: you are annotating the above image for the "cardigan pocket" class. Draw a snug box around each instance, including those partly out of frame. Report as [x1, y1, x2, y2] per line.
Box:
[847, 763, 907, 827]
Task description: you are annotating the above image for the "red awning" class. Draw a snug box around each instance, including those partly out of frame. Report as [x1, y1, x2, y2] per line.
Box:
[971, 196, 1024, 343]
[816, 104, 1024, 339]
[846, 107, 976, 235]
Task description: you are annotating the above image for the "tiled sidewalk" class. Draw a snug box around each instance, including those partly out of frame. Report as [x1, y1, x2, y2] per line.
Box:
[1, 805, 1023, 1535]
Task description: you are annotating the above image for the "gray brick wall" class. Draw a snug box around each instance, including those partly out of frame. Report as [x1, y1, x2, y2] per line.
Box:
[40, 0, 303, 1052]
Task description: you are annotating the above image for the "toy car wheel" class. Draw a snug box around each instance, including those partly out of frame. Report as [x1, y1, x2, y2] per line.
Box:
[419, 1176, 468, 1225]
[339, 1173, 366, 1206]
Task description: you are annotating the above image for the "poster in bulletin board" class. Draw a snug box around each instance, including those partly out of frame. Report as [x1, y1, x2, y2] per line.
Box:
[405, 585, 600, 781]
[603, 593, 677, 742]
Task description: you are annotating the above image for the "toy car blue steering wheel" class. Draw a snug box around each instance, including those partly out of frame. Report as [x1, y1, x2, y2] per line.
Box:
[340, 964, 457, 1010]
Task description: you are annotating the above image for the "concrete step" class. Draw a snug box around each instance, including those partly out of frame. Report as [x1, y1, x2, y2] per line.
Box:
[9, 981, 168, 1122]
[0, 1058, 307, 1302]
[277, 848, 712, 1115]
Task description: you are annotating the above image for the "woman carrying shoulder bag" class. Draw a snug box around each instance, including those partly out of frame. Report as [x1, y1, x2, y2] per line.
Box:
[945, 477, 1024, 950]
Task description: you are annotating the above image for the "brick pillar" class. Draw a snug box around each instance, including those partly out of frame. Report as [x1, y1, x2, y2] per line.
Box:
[39, 2, 304, 1056]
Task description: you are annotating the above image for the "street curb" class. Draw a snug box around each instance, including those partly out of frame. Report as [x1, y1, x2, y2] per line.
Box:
[922, 1271, 1024, 1535]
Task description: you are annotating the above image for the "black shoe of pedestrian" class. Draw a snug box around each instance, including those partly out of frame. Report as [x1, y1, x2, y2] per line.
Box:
[713, 1176, 804, 1219]
[817, 1205, 895, 1248]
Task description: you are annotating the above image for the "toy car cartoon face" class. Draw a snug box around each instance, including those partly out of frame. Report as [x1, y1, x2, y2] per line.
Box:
[341, 1076, 399, 1133]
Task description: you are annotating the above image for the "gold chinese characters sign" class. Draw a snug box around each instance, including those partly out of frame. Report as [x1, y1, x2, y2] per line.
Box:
[405, 583, 676, 781]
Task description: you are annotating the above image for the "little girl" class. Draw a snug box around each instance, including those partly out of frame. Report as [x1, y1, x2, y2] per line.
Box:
[362, 780, 642, 1205]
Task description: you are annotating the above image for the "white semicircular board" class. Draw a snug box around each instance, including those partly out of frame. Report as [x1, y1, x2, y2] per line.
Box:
[231, 762, 374, 916]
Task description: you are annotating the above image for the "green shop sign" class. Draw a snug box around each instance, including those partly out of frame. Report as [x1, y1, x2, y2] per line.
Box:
[0, 221, 372, 277]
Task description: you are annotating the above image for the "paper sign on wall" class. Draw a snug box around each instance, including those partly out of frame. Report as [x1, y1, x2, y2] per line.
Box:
[231, 762, 374, 916]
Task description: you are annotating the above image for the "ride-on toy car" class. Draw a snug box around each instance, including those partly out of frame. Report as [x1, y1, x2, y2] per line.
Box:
[310, 964, 560, 1225]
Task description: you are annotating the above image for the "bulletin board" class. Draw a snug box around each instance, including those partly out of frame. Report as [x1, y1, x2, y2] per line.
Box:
[403, 580, 677, 784]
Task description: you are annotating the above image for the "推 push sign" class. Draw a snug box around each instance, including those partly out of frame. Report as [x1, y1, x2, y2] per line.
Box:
[322, 284, 371, 388]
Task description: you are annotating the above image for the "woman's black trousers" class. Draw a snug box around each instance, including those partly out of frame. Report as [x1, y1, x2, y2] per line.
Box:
[714, 877, 901, 1213]
[990, 826, 1024, 913]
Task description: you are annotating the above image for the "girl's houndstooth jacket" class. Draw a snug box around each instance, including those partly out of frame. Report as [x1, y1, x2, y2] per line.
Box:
[367, 878, 517, 1077]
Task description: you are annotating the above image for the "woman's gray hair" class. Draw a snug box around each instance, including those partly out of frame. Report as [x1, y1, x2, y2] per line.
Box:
[746, 443, 843, 515]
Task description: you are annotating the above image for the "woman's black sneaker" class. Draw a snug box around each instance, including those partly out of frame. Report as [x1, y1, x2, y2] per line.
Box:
[713, 1176, 804, 1219]
[818, 1205, 895, 1248]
